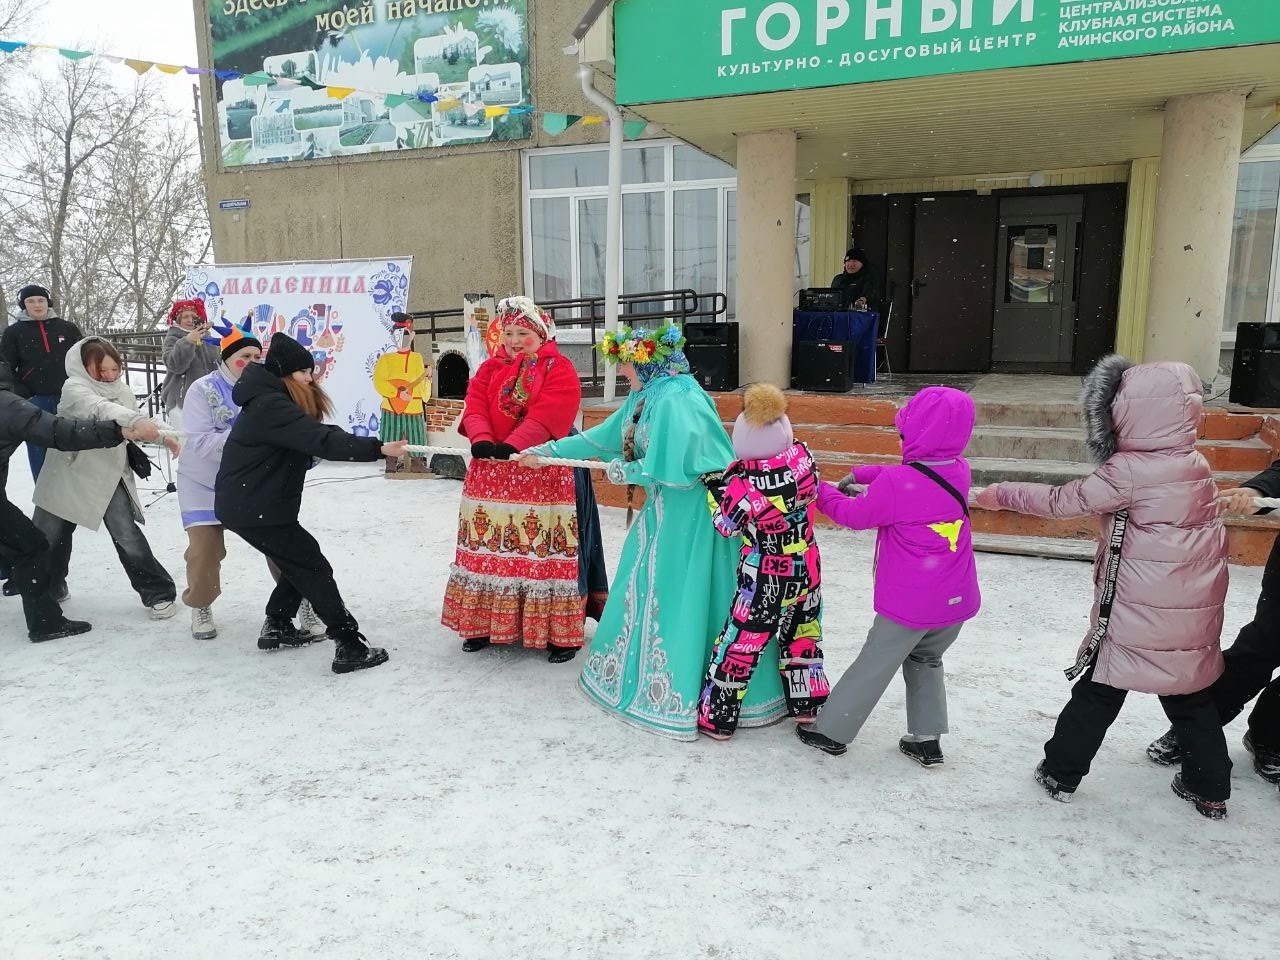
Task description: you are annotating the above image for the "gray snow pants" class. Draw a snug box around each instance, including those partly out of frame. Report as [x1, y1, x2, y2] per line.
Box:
[813, 615, 963, 744]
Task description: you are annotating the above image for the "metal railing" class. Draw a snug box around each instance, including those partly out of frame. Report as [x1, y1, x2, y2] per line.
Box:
[112, 332, 167, 419]
[411, 288, 729, 392]
[111, 288, 731, 413]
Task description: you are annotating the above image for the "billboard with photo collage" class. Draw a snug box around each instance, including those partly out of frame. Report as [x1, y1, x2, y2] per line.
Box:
[209, 0, 531, 167]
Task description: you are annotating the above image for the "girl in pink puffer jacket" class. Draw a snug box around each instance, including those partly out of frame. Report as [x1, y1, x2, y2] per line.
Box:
[976, 356, 1232, 819]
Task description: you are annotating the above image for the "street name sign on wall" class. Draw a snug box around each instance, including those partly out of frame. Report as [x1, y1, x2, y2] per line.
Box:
[614, 0, 1280, 104]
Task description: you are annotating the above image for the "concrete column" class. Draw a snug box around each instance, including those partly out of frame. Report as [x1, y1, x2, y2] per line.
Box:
[735, 129, 796, 387]
[809, 177, 852, 289]
[1144, 90, 1247, 379]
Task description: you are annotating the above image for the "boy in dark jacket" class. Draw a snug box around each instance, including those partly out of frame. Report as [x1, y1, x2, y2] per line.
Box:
[0, 358, 148, 641]
[0, 285, 84, 479]
[216, 333, 406, 674]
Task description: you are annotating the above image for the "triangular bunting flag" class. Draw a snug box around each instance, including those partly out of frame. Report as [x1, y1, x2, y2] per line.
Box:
[0, 40, 28, 53]
[582, 116, 605, 127]
[484, 106, 509, 118]
[385, 93, 411, 108]
[184, 66, 204, 75]
[326, 86, 355, 100]
[214, 69, 242, 81]
[415, 91, 438, 103]
[542, 113, 582, 136]
[125, 59, 154, 74]
[509, 105, 534, 116]
[155, 64, 184, 75]
[241, 72, 272, 86]
[58, 48, 93, 60]
[623, 121, 648, 140]
[436, 97, 462, 111]
[299, 76, 324, 90]
[462, 101, 483, 118]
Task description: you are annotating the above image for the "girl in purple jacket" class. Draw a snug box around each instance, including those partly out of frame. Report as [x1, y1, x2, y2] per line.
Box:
[797, 386, 980, 767]
[976, 356, 1232, 819]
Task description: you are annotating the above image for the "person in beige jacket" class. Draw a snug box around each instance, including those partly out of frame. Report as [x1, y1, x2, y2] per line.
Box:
[32, 338, 179, 619]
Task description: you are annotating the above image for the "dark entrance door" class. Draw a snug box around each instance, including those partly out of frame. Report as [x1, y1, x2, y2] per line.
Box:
[991, 195, 1084, 370]
[907, 195, 997, 372]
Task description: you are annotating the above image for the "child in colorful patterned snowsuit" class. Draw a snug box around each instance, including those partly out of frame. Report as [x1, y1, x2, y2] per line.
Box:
[698, 384, 827, 740]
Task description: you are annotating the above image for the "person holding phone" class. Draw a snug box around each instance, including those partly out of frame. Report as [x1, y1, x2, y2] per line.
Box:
[161, 299, 220, 431]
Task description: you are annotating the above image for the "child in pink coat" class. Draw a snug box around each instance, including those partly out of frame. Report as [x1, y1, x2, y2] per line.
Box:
[977, 356, 1231, 819]
[797, 386, 980, 767]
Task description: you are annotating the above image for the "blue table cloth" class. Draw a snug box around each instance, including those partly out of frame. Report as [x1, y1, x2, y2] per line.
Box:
[792, 310, 878, 384]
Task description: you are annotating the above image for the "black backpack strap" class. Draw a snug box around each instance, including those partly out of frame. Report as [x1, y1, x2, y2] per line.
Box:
[1065, 508, 1130, 681]
[908, 462, 969, 517]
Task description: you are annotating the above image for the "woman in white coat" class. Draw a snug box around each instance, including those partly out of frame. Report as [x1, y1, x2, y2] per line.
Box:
[32, 338, 179, 619]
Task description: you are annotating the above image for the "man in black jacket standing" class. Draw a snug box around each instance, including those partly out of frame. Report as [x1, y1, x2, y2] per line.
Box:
[0, 359, 149, 641]
[0, 284, 84, 479]
[1148, 469, 1280, 792]
[830, 248, 881, 312]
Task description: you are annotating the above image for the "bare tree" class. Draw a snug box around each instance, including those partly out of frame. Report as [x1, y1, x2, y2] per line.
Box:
[99, 122, 212, 328]
[0, 0, 41, 327]
[0, 55, 210, 334]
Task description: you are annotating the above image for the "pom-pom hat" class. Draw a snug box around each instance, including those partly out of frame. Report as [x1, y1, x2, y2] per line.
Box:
[732, 383, 794, 461]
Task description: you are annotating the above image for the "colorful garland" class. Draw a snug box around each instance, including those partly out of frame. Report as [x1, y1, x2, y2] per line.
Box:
[597, 323, 686, 366]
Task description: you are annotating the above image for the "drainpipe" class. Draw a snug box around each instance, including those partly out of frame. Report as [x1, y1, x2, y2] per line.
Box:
[578, 64, 624, 403]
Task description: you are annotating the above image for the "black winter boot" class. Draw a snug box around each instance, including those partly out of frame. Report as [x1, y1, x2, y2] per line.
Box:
[1243, 731, 1280, 785]
[547, 643, 578, 664]
[332, 634, 389, 674]
[796, 724, 847, 756]
[1146, 728, 1183, 766]
[2, 579, 18, 597]
[462, 637, 491, 653]
[1034, 761, 1075, 803]
[899, 737, 944, 767]
[258, 616, 324, 650]
[1171, 774, 1227, 820]
[29, 618, 91, 643]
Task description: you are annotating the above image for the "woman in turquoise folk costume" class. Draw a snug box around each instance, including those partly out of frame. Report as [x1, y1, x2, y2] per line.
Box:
[522, 323, 787, 740]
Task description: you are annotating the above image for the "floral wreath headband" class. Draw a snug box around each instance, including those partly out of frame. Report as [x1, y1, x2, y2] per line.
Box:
[597, 323, 686, 366]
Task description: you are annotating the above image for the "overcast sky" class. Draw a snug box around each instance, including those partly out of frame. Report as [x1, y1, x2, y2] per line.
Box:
[21, 0, 200, 109]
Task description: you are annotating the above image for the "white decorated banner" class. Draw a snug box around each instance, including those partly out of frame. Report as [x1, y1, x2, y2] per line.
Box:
[182, 258, 414, 435]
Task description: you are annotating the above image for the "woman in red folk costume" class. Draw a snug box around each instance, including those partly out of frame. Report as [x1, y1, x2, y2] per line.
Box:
[441, 297, 608, 663]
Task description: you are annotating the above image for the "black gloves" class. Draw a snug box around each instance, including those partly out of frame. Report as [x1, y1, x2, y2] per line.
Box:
[470, 441, 518, 460]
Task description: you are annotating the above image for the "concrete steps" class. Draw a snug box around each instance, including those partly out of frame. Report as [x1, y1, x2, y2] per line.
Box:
[581, 389, 1280, 565]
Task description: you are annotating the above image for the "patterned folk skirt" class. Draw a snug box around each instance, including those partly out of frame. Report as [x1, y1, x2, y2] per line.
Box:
[378, 410, 427, 449]
[441, 459, 589, 649]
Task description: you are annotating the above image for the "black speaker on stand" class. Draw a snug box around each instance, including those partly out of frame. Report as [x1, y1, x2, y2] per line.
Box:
[1230, 322, 1280, 407]
[684, 322, 739, 391]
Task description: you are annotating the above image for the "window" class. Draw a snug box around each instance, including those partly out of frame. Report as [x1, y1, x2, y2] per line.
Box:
[524, 140, 736, 314]
[1224, 161, 1280, 332]
[524, 139, 811, 319]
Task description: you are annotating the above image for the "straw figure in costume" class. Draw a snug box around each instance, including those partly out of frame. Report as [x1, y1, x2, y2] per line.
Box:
[373, 313, 431, 477]
[522, 324, 787, 740]
[441, 297, 609, 663]
[176, 320, 324, 642]
[698, 384, 827, 741]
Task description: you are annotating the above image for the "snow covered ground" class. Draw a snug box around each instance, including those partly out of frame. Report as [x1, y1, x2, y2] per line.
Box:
[2, 459, 1277, 960]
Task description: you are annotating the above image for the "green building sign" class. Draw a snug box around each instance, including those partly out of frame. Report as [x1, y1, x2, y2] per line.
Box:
[614, 0, 1280, 105]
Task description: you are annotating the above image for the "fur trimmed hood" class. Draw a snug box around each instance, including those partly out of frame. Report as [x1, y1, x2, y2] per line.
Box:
[1080, 355, 1204, 463]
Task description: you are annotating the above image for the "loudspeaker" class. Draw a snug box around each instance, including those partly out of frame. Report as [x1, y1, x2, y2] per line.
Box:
[1230, 322, 1280, 407]
[791, 339, 855, 393]
[684, 322, 739, 391]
